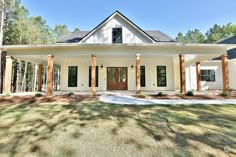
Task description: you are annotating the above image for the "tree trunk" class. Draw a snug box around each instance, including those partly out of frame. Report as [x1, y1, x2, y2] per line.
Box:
[0, 0, 4, 45]
[12, 60, 17, 92]
[33, 63, 37, 92]
[21, 61, 27, 92]
[43, 65, 46, 91]
[16, 59, 21, 92]
[0, 0, 5, 93]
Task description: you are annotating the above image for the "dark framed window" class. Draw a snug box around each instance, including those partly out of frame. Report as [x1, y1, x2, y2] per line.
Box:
[89, 66, 99, 87]
[112, 28, 122, 43]
[157, 66, 167, 87]
[140, 66, 146, 87]
[68, 66, 78, 87]
[200, 70, 215, 82]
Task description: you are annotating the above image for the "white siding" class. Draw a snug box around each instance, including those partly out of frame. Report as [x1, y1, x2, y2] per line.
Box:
[186, 62, 223, 91]
[60, 57, 175, 91]
[229, 59, 236, 89]
[82, 16, 152, 44]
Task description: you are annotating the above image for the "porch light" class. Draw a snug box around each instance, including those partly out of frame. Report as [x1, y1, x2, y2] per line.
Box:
[131, 65, 134, 70]
[100, 64, 104, 70]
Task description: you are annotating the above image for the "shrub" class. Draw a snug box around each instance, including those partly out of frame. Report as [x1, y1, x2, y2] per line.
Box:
[35, 93, 43, 97]
[68, 92, 74, 96]
[185, 90, 194, 96]
[157, 92, 164, 97]
[4, 93, 10, 97]
[220, 92, 228, 97]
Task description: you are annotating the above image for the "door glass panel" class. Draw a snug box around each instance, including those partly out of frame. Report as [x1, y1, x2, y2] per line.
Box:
[108, 68, 116, 82]
[118, 68, 127, 83]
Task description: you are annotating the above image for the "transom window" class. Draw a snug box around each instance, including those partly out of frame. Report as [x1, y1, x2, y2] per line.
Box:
[112, 28, 122, 43]
[157, 66, 167, 87]
[68, 66, 78, 87]
[200, 70, 215, 82]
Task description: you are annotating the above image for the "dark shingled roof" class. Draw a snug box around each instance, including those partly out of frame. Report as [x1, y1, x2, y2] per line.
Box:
[57, 30, 175, 43]
[145, 30, 175, 42]
[213, 35, 236, 60]
[57, 31, 90, 43]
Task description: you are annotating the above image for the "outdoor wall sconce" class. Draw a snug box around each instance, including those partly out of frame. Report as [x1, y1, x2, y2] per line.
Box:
[100, 64, 104, 70]
[131, 64, 134, 70]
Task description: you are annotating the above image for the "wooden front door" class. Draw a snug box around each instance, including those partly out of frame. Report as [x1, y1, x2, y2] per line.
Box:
[107, 67, 128, 90]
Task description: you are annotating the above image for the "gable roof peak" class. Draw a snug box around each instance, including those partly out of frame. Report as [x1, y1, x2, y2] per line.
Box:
[79, 10, 156, 43]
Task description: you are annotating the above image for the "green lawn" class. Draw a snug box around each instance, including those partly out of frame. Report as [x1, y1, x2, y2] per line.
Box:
[0, 96, 235, 157]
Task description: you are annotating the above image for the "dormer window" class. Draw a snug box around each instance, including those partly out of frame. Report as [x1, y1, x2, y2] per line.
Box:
[112, 28, 122, 43]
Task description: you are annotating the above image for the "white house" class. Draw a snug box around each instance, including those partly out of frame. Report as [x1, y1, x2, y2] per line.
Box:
[1, 11, 235, 95]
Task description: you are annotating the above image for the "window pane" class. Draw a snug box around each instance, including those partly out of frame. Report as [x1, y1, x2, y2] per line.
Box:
[201, 70, 207, 75]
[68, 66, 77, 87]
[200, 70, 215, 82]
[108, 68, 116, 82]
[112, 28, 122, 43]
[89, 66, 99, 87]
[157, 66, 167, 87]
[118, 68, 127, 83]
[140, 66, 145, 87]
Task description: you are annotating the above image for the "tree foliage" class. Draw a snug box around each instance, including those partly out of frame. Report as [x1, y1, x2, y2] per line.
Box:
[1, 0, 77, 45]
[176, 23, 236, 43]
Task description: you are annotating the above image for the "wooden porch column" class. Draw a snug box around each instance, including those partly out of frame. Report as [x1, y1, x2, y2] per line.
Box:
[38, 64, 43, 92]
[179, 54, 186, 94]
[91, 54, 96, 95]
[136, 54, 141, 94]
[3, 56, 13, 94]
[196, 62, 201, 91]
[46, 55, 54, 96]
[221, 54, 229, 92]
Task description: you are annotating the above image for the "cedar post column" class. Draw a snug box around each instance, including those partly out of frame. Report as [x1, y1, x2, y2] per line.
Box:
[136, 54, 141, 94]
[196, 62, 201, 91]
[179, 54, 186, 94]
[3, 56, 13, 94]
[91, 54, 96, 95]
[38, 64, 43, 92]
[221, 54, 229, 92]
[46, 55, 54, 96]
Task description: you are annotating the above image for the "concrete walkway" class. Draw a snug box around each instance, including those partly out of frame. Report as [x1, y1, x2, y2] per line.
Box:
[99, 95, 236, 105]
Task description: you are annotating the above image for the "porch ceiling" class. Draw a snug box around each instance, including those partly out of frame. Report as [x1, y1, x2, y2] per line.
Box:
[2, 43, 236, 65]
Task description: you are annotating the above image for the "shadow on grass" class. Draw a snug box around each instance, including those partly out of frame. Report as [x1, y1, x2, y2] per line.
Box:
[0, 96, 235, 157]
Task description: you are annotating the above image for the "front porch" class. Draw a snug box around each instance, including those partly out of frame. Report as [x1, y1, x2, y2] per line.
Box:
[1, 43, 233, 96]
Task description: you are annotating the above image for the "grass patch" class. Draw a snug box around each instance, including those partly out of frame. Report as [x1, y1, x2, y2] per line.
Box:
[0, 98, 235, 157]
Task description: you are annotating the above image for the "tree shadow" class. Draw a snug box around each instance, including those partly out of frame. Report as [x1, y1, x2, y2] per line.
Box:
[0, 96, 235, 156]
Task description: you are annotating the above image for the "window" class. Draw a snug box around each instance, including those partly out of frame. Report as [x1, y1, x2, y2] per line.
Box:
[157, 66, 167, 87]
[200, 70, 215, 82]
[140, 66, 146, 87]
[68, 66, 77, 87]
[112, 28, 122, 43]
[89, 66, 99, 87]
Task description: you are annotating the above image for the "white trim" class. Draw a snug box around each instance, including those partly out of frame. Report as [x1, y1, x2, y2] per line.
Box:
[1, 43, 234, 50]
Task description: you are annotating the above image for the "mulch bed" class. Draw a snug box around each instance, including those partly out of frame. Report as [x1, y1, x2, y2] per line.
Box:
[0, 94, 100, 105]
[133, 94, 236, 100]
[1, 93, 236, 105]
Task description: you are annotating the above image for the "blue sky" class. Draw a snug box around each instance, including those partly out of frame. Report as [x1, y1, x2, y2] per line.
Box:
[21, 0, 236, 38]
